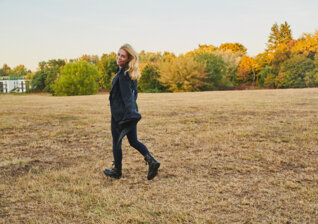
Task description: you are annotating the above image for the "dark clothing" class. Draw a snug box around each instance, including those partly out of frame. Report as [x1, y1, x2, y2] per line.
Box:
[109, 67, 149, 166]
[111, 116, 149, 167]
[109, 67, 141, 128]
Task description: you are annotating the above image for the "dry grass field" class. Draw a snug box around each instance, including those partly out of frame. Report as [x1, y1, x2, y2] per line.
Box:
[1, 88, 318, 223]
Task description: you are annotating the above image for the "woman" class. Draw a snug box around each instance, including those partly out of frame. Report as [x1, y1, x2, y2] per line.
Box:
[104, 43, 160, 180]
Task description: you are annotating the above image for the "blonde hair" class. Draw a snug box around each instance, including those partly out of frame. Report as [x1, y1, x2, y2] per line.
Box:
[120, 43, 141, 80]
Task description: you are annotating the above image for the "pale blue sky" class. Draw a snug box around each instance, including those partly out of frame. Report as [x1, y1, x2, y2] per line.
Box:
[1, 0, 318, 71]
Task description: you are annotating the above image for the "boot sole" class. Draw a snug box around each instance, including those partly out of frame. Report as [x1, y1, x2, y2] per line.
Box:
[148, 163, 160, 180]
[103, 169, 122, 179]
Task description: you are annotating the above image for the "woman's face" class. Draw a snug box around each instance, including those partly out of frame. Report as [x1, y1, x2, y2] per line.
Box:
[116, 49, 130, 67]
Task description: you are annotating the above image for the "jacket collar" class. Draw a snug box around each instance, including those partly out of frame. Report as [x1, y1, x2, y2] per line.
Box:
[110, 67, 127, 93]
[117, 64, 129, 73]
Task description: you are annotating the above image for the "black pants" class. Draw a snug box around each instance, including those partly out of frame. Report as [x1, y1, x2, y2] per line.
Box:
[111, 116, 149, 166]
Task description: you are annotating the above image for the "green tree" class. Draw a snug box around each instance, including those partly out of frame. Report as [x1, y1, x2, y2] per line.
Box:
[138, 63, 166, 92]
[8, 65, 29, 77]
[41, 59, 66, 93]
[214, 50, 242, 86]
[79, 54, 99, 65]
[97, 53, 117, 90]
[194, 53, 228, 90]
[254, 52, 273, 86]
[53, 61, 100, 96]
[1, 64, 11, 76]
[275, 54, 316, 88]
[0, 69, 5, 76]
[31, 71, 47, 90]
[264, 73, 277, 88]
[29, 59, 65, 93]
[257, 65, 276, 88]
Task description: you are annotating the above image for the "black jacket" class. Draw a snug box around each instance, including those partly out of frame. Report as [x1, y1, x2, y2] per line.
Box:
[109, 67, 141, 129]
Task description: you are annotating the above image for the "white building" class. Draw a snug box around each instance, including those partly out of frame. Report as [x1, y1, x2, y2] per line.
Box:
[0, 79, 30, 93]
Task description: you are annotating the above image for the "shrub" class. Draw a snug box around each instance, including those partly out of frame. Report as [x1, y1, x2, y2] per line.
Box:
[53, 61, 100, 96]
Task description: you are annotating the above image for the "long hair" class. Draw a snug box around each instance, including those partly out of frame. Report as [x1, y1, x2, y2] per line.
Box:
[120, 44, 141, 80]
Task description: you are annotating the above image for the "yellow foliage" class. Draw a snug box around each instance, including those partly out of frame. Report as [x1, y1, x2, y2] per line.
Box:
[25, 71, 35, 81]
[139, 51, 163, 63]
[270, 43, 291, 65]
[263, 40, 295, 66]
[254, 52, 270, 68]
[139, 61, 148, 74]
[219, 43, 247, 54]
[291, 31, 318, 58]
[186, 44, 217, 57]
[78, 54, 99, 64]
[237, 56, 260, 82]
[163, 52, 176, 62]
[159, 56, 207, 92]
[138, 51, 165, 76]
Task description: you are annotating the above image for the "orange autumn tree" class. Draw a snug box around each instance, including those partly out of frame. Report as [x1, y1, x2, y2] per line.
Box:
[291, 31, 318, 59]
[185, 44, 217, 57]
[237, 56, 260, 83]
[219, 43, 247, 54]
[267, 21, 293, 52]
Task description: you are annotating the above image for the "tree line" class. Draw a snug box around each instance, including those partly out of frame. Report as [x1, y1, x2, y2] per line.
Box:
[1, 21, 318, 95]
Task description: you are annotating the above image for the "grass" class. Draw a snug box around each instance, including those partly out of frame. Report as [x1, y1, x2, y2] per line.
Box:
[1, 88, 318, 223]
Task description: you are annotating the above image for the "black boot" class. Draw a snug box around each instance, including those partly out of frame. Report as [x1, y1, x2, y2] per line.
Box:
[104, 162, 122, 179]
[144, 153, 160, 180]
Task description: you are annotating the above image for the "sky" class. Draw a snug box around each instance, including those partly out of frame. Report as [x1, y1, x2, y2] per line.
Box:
[1, 0, 318, 71]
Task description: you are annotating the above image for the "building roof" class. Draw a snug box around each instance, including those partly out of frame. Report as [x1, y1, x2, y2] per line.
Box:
[0, 76, 26, 80]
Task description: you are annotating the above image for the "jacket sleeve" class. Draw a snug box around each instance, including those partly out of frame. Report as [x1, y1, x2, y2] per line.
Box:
[118, 72, 134, 113]
[118, 72, 141, 128]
